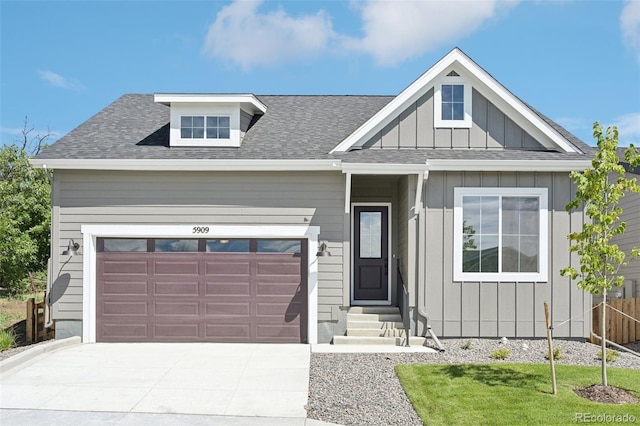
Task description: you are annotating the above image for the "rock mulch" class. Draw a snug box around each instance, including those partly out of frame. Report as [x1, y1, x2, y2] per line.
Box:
[307, 338, 640, 426]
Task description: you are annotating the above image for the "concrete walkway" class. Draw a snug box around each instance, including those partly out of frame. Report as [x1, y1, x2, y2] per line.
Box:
[0, 341, 316, 422]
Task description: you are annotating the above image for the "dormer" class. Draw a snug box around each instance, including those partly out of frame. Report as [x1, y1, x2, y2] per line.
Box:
[154, 94, 267, 147]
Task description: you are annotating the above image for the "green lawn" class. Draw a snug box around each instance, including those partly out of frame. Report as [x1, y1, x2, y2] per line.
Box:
[396, 363, 640, 425]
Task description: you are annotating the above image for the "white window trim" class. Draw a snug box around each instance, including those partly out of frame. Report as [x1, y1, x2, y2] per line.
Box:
[81, 224, 320, 344]
[453, 187, 548, 282]
[434, 76, 472, 128]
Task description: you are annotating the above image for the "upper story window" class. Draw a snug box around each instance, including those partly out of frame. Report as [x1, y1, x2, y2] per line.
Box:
[453, 187, 548, 282]
[441, 84, 464, 121]
[434, 74, 472, 128]
[180, 116, 230, 139]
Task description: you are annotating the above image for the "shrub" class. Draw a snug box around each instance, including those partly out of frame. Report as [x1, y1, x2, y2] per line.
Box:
[490, 348, 510, 360]
[596, 349, 619, 363]
[545, 347, 564, 361]
[0, 329, 16, 351]
[461, 340, 472, 350]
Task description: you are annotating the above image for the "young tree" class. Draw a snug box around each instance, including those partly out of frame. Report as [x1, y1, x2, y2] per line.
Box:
[0, 119, 52, 294]
[560, 123, 639, 386]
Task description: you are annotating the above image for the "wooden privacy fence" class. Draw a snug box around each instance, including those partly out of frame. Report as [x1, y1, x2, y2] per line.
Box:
[592, 297, 640, 345]
[26, 296, 54, 343]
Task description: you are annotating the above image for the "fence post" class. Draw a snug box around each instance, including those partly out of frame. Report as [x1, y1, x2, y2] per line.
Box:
[26, 298, 35, 343]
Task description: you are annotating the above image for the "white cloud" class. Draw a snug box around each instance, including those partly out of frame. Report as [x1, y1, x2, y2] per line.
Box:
[202, 0, 339, 70]
[621, 0, 640, 63]
[349, 0, 517, 66]
[612, 112, 640, 146]
[202, 0, 518, 69]
[38, 70, 84, 90]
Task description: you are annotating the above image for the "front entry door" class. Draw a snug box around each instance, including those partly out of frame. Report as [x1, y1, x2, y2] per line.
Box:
[353, 205, 389, 303]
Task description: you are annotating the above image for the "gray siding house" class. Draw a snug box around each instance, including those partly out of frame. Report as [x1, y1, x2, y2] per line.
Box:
[32, 49, 594, 345]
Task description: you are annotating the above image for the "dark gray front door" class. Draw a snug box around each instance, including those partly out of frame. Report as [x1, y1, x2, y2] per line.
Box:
[353, 206, 389, 302]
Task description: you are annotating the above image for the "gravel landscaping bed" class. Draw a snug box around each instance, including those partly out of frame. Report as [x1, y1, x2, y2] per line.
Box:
[306, 338, 640, 426]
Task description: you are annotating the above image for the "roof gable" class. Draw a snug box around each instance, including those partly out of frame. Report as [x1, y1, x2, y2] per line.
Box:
[330, 48, 581, 154]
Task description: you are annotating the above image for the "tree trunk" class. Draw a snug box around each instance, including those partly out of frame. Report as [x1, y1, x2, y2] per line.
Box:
[601, 290, 608, 386]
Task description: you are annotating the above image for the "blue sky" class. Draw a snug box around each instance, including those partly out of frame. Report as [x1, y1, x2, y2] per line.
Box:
[1, 0, 639, 148]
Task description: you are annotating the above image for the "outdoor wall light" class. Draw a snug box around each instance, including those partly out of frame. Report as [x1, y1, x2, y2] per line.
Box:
[316, 241, 331, 257]
[62, 239, 80, 256]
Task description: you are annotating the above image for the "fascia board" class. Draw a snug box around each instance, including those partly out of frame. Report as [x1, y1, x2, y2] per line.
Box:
[425, 159, 592, 172]
[330, 50, 461, 154]
[455, 55, 578, 153]
[331, 48, 579, 154]
[29, 158, 341, 171]
[341, 163, 429, 174]
[154, 93, 267, 114]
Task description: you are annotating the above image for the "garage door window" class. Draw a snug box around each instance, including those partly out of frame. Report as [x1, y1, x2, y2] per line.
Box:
[206, 239, 250, 252]
[257, 240, 302, 253]
[155, 239, 199, 252]
[102, 239, 147, 252]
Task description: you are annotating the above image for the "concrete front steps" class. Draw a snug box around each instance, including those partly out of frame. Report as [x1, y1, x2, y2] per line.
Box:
[333, 306, 410, 346]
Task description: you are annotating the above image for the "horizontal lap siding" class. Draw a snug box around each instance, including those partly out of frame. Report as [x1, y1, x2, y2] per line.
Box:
[423, 171, 589, 338]
[52, 170, 345, 322]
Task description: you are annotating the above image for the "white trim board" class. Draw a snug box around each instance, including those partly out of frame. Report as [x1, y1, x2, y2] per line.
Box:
[80, 224, 320, 344]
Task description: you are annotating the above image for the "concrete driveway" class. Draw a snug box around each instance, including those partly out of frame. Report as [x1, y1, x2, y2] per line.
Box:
[0, 342, 311, 420]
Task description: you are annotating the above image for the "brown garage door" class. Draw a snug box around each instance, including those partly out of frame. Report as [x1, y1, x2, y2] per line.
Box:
[96, 238, 307, 343]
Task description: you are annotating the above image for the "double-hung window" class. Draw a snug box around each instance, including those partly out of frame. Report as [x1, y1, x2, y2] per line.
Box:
[453, 188, 548, 282]
[180, 116, 230, 139]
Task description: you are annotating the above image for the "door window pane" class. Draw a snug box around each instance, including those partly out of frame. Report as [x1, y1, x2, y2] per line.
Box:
[360, 211, 382, 258]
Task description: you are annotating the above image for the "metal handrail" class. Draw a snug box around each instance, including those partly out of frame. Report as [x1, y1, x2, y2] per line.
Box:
[396, 263, 410, 347]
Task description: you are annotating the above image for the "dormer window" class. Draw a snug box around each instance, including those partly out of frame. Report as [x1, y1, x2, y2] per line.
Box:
[434, 73, 472, 128]
[180, 116, 230, 139]
[154, 94, 267, 148]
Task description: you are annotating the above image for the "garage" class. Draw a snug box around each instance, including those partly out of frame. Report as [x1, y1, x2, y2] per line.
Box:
[96, 238, 307, 343]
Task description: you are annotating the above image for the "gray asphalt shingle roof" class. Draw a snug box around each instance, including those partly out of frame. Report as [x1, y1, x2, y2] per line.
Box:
[35, 93, 592, 163]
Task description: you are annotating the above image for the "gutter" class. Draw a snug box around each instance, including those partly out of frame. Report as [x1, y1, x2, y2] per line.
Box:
[29, 158, 343, 171]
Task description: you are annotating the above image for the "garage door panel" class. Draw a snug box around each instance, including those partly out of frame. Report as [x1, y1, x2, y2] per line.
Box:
[100, 323, 148, 339]
[154, 301, 199, 316]
[205, 260, 251, 275]
[97, 238, 306, 343]
[154, 260, 200, 275]
[256, 260, 301, 276]
[153, 323, 200, 339]
[257, 301, 303, 318]
[206, 302, 251, 316]
[101, 259, 148, 275]
[101, 281, 148, 296]
[205, 325, 251, 341]
[102, 301, 148, 316]
[205, 281, 251, 296]
[154, 281, 200, 296]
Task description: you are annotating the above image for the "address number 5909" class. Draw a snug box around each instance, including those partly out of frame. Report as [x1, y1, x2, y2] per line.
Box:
[192, 226, 210, 234]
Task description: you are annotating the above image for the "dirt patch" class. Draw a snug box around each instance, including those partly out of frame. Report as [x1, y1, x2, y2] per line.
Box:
[574, 384, 640, 404]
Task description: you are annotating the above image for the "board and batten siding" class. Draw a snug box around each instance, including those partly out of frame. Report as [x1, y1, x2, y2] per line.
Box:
[51, 170, 346, 336]
[613, 174, 640, 298]
[363, 89, 546, 151]
[421, 171, 590, 338]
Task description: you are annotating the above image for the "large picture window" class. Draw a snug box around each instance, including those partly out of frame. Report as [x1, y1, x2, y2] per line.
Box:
[453, 188, 548, 282]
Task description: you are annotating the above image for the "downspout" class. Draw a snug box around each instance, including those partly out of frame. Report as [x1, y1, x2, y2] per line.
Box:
[415, 169, 445, 351]
[42, 164, 54, 328]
